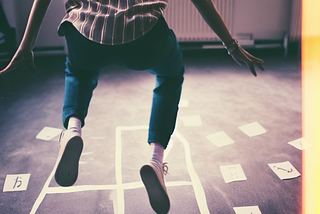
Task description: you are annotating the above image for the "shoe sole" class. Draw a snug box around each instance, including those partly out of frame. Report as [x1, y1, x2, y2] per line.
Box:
[140, 165, 170, 214]
[55, 136, 83, 187]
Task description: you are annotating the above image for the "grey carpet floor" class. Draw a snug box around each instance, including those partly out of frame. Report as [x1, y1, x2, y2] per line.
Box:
[0, 49, 301, 214]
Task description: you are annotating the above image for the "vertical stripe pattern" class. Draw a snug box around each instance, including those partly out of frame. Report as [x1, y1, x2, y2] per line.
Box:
[58, 0, 168, 45]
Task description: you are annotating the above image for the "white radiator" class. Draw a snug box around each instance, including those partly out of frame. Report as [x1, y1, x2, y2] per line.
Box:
[163, 0, 234, 42]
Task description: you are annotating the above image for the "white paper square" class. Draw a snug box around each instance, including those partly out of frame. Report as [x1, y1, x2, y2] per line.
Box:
[268, 161, 301, 180]
[220, 164, 247, 183]
[233, 206, 262, 214]
[181, 115, 202, 126]
[238, 122, 266, 137]
[206, 131, 235, 147]
[179, 99, 189, 107]
[36, 127, 63, 141]
[288, 138, 313, 150]
[3, 174, 31, 192]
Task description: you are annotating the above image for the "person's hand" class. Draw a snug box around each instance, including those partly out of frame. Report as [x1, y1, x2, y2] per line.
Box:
[226, 40, 265, 76]
[0, 49, 36, 75]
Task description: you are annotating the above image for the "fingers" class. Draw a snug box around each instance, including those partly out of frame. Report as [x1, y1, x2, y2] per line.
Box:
[0, 51, 36, 75]
[0, 68, 7, 75]
[231, 53, 263, 77]
[228, 42, 265, 76]
[239, 46, 264, 62]
[23, 51, 36, 73]
[250, 56, 264, 71]
[245, 60, 257, 77]
[0, 58, 22, 75]
[256, 63, 265, 71]
[231, 54, 242, 66]
[238, 46, 264, 62]
[238, 46, 265, 73]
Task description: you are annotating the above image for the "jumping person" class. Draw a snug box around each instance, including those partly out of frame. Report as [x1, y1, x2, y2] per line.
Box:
[0, 0, 264, 213]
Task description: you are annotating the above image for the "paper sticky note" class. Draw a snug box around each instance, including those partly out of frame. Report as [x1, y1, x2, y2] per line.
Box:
[36, 127, 63, 141]
[238, 122, 266, 137]
[206, 131, 235, 147]
[179, 99, 189, 107]
[268, 161, 301, 180]
[181, 115, 202, 126]
[220, 164, 247, 183]
[3, 174, 31, 192]
[288, 137, 313, 150]
[233, 206, 262, 214]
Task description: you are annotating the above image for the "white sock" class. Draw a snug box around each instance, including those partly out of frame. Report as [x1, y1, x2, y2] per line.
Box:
[68, 117, 82, 136]
[150, 143, 164, 165]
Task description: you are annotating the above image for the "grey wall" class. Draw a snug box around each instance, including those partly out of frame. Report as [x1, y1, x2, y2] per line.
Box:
[0, 0, 16, 28]
[233, 0, 292, 40]
[1, 0, 66, 54]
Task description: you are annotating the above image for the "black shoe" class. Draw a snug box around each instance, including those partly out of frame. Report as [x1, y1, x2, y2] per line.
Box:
[54, 130, 83, 187]
[140, 161, 170, 214]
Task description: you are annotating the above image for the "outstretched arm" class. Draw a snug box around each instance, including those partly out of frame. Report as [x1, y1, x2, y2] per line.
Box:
[0, 0, 52, 75]
[191, 0, 264, 76]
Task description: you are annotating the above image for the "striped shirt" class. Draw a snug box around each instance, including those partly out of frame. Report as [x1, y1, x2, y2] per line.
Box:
[58, 0, 168, 45]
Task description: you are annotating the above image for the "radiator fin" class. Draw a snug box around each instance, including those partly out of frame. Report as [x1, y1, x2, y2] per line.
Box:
[163, 0, 234, 42]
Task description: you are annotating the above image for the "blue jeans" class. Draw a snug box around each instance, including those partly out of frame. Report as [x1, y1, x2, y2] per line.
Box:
[62, 17, 184, 149]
